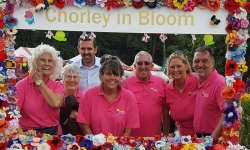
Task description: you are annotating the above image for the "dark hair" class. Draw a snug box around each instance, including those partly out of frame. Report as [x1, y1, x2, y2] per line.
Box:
[99, 54, 124, 78]
[194, 46, 214, 60]
[77, 35, 97, 48]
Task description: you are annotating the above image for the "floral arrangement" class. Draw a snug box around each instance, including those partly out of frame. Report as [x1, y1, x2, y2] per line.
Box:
[0, 0, 249, 148]
[221, 1, 249, 147]
[1, 132, 249, 150]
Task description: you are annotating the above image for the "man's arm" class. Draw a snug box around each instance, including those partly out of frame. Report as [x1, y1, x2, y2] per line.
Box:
[210, 113, 225, 138]
[122, 129, 132, 136]
[162, 104, 170, 136]
[79, 123, 93, 135]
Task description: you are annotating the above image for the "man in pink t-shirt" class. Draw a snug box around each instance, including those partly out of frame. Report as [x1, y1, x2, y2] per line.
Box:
[192, 46, 225, 138]
[122, 51, 168, 137]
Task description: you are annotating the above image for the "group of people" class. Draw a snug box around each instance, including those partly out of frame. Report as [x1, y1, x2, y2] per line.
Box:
[15, 33, 225, 138]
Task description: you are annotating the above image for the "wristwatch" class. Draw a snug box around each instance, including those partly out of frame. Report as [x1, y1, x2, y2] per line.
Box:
[35, 80, 44, 86]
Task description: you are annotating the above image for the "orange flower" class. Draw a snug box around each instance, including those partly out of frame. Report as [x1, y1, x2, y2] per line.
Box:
[221, 87, 236, 99]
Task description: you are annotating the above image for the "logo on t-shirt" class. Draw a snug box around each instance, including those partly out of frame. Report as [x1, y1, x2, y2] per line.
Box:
[202, 91, 208, 97]
[150, 87, 158, 92]
[115, 109, 125, 115]
[188, 91, 196, 97]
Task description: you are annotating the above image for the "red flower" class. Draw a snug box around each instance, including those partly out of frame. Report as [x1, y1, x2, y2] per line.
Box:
[226, 24, 233, 33]
[221, 127, 231, 139]
[208, 145, 216, 150]
[76, 135, 86, 145]
[47, 136, 63, 150]
[244, 2, 250, 12]
[177, 142, 183, 149]
[224, 0, 240, 11]
[133, 0, 144, 9]
[53, 0, 64, 9]
[191, 137, 197, 143]
[225, 59, 238, 76]
[233, 78, 246, 91]
[0, 50, 7, 62]
[0, 142, 7, 149]
[154, 135, 161, 141]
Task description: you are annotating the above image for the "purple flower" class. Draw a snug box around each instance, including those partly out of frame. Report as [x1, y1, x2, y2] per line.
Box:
[223, 106, 238, 123]
[80, 139, 93, 150]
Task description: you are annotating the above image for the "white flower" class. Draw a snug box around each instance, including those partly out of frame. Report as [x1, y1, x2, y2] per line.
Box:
[8, 110, 22, 120]
[181, 135, 191, 144]
[92, 133, 106, 146]
[226, 76, 236, 87]
[37, 143, 50, 150]
[195, 143, 205, 150]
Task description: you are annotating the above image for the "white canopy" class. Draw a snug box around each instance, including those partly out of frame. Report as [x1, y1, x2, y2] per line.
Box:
[14, 47, 35, 59]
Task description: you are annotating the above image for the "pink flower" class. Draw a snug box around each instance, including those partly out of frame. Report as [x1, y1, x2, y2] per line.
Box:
[232, 121, 241, 130]
[235, 106, 242, 119]
[230, 136, 239, 145]
[241, 19, 249, 28]
[183, 0, 195, 11]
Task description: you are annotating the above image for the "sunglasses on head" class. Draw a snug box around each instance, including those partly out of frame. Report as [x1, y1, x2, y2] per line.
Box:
[170, 51, 187, 58]
[136, 61, 151, 66]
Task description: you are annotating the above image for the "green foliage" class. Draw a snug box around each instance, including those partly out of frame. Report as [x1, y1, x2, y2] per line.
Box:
[240, 93, 250, 148]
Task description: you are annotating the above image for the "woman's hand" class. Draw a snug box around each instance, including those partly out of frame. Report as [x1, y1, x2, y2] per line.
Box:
[24, 129, 37, 136]
[30, 67, 43, 82]
[69, 110, 78, 119]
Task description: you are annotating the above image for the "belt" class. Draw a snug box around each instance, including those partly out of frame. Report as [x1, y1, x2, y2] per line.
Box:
[24, 126, 58, 135]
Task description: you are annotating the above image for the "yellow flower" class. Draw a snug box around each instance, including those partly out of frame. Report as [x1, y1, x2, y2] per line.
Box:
[235, 0, 246, 6]
[47, 0, 53, 4]
[106, 133, 115, 143]
[173, 0, 188, 9]
[236, 61, 248, 73]
[240, 93, 250, 102]
[181, 143, 196, 150]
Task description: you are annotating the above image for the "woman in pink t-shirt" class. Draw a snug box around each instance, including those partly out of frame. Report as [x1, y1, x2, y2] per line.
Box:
[165, 51, 199, 136]
[16, 44, 64, 136]
[77, 55, 140, 136]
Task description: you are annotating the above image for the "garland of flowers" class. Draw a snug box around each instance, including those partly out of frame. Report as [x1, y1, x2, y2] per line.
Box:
[221, 2, 249, 147]
[0, 0, 249, 149]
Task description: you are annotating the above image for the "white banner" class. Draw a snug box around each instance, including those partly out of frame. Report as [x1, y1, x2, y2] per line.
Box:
[14, 6, 228, 34]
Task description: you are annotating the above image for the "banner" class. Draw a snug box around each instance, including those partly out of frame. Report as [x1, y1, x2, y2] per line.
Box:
[14, 6, 228, 34]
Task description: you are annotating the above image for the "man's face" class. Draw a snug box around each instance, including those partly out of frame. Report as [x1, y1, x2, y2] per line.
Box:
[134, 55, 153, 82]
[78, 40, 98, 67]
[192, 51, 215, 81]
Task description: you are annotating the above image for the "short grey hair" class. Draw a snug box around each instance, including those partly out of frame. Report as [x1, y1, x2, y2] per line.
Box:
[134, 51, 153, 63]
[28, 44, 63, 80]
[61, 64, 80, 80]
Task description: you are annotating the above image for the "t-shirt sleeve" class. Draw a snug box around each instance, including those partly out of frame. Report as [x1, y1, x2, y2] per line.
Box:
[77, 92, 91, 124]
[214, 82, 226, 111]
[125, 92, 140, 128]
[53, 82, 64, 97]
[121, 79, 128, 89]
[16, 80, 25, 109]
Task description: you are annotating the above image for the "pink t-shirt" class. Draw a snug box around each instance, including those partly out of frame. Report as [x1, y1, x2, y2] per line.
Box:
[166, 74, 199, 136]
[122, 74, 167, 136]
[76, 87, 83, 102]
[77, 86, 140, 136]
[16, 76, 64, 132]
[193, 69, 225, 134]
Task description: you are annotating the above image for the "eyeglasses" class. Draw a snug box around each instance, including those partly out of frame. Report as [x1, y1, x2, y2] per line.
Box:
[136, 61, 151, 66]
[64, 75, 79, 80]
